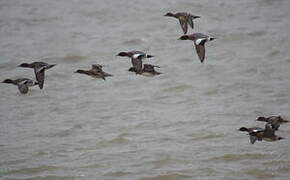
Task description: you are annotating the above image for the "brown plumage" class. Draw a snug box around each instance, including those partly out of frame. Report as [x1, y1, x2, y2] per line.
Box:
[256, 116, 289, 130]
[165, 12, 200, 34]
[75, 64, 112, 80]
[141, 64, 162, 76]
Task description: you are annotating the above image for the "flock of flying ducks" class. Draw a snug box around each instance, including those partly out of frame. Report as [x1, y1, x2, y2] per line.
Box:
[1, 12, 288, 144]
[2, 12, 215, 93]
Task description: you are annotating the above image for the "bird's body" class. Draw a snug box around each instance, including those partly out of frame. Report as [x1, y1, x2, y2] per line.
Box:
[165, 12, 200, 34]
[18, 61, 56, 89]
[117, 51, 154, 59]
[179, 33, 215, 63]
[2, 78, 38, 94]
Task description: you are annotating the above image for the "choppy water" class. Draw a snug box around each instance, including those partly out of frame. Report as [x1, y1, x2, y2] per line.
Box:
[1, 0, 290, 179]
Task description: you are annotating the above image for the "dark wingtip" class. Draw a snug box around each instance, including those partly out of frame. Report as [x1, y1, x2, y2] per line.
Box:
[195, 15, 201, 19]
[239, 127, 248, 132]
[2, 79, 13, 83]
[279, 137, 285, 140]
[147, 55, 154, 58]
[256, 117, 266, 121]
[178, 35, 188, 40]
[128, 67, 136, 72]
[116, 52, 128, 57]
[17, 63, 26, 67]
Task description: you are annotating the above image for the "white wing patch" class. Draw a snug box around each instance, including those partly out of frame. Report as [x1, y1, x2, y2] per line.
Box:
[195, 38, 206, 45]
[132, 53, 142, 59]
[133, 53, 146, 59]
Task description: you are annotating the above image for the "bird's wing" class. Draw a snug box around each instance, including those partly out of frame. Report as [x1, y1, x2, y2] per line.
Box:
[131, 57, 143, 74]
[194, 43, 205, 63]
[179, 17, 188, 34]
[187, 16, 194, 29]
[264, 123, 275, 137]
[34, 68, 45, 89]
[250, 135, 257, 144]
[17, 84, 29, 94]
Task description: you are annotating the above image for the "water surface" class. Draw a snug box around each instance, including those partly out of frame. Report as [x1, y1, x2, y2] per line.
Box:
[1, 0, 290, 179]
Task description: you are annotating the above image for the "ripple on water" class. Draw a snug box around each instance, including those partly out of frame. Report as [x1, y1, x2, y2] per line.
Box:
[60, 55, 88, 64]
[267, 50, 280, 58]
[43, 128, 75, 138]
[140, 174, 192, 180]
[97, 134, 131, 148]
[208, 153, 272, 162]
[189, 133, 226, 142]
[3, 166, 59, 176]
[121, 38, 148, 46]
[243, 168, 279, 179]
[246, 31, 267, 37]
[0, 159, 28, 167]
[7, 175, 82, 180]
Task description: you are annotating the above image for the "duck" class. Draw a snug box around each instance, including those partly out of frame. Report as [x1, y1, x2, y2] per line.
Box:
[164, 12, 200, 34]
[117, 51, 154, 73]
[239, 124, 284, 144]
[75, 64, 112, 80]
[178, 33, 216, 63]
[18, 61, 56, 89]
[2, 78, 38, 94]
[141, 64, 162, 76]
[256, 116, 289, 130]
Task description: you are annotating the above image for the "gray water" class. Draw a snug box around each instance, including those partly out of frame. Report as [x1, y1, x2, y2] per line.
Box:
[1, 0, 290, 179]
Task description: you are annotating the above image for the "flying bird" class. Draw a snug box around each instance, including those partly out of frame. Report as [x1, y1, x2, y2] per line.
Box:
[2, 78, 38, 94]
[75, 64, 112, 80]
[18, 62, 56, 89]
[165, 12, 200, 34]
[179, 33, 215, 63]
